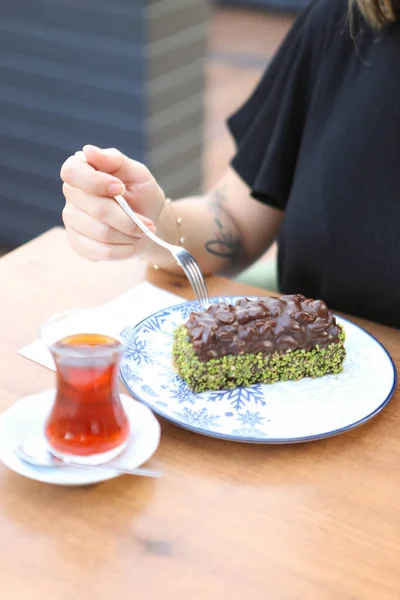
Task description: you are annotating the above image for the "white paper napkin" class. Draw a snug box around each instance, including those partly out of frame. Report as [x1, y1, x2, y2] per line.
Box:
[18, 281, 184, 371]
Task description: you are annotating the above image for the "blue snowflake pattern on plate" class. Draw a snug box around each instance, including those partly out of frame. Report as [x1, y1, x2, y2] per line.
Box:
[140, 384, 158, 397]
[173, 301, 201, 320]
[208, 385, 266, 412]
[173, 407, 221, 429]
[124, 338, 153, 365]
[158, 367, 198, 404]
[119, 297, 396, 443]
[232, 411, 268, 438]
[159, 367, 180, 386]
[169, 379, 198, 405]
[120, 361, 142, 383]
[237, 410, 265, 428]
[140, 309, 171, 334]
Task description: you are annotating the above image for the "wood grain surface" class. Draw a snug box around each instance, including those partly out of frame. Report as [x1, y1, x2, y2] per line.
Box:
[0, 228, 399, 600]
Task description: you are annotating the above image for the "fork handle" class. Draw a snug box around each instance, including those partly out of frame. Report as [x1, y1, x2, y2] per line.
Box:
[113, 194, 172, 252]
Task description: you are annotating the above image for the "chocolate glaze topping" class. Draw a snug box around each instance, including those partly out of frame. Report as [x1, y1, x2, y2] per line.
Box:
[184, 295, 341, 361]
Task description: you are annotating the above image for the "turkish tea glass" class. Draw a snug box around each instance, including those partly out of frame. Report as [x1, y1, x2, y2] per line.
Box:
[40, 309, 130, 465]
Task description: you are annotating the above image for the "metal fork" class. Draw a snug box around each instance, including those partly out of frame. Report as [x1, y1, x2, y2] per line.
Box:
[75, 151, 210, 308]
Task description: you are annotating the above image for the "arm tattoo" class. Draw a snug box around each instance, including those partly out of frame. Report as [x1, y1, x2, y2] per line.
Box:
[205, 218, 243, 262]
[205, 186, 244, 265]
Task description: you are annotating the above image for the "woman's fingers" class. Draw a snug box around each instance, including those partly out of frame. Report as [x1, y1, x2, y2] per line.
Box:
[62, 184, 156, 238]
[81, 146, 166, 215]
[82, 145, 153, 186]
[61, 148, 165, 225]
[66, 230, 136, 262]
[62, 146, 162, 200]
[62, 204, 144, 245]
[61, 155, 125, 198]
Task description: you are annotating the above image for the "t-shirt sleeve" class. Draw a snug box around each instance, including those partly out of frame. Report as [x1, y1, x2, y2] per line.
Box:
[227, 5, 316, 211]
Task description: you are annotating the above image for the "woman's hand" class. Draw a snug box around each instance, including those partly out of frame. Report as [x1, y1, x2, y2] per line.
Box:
[61, 146, 282, 276]
[61, 145, 166, 261]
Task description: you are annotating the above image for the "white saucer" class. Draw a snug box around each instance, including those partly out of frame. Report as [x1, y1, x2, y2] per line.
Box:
[0, 390, 161, 486]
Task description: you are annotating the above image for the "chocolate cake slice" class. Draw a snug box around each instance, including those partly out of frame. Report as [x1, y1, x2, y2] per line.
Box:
[172, 295, 346, 393]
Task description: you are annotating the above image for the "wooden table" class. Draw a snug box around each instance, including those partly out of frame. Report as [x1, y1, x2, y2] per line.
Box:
[1, 228, 400, 600]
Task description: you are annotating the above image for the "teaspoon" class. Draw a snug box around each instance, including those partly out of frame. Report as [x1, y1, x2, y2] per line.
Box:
[15, 437, 163, 478]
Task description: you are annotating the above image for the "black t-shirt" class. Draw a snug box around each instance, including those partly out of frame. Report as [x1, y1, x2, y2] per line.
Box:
[227, 0, 400, 328]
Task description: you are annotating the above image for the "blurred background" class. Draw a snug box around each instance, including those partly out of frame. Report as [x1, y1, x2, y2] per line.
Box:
[0, 0, 299, 258]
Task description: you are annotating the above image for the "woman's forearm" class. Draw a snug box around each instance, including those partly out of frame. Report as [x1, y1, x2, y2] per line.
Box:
[140, 167, 283, 277]
[142, 190, 246, 276]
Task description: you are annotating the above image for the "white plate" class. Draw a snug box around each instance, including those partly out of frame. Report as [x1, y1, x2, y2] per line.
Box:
[120, 297, 397, 443]
[0, 391, 161, 485]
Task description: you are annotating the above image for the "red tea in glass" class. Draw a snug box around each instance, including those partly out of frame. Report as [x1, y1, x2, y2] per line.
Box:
[41, 311, 130, 464]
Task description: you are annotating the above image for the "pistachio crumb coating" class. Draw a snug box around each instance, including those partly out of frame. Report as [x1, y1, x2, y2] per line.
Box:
[172, 323, 346, 393]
